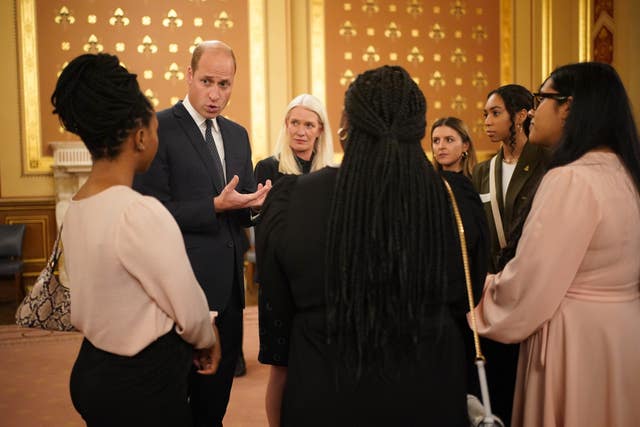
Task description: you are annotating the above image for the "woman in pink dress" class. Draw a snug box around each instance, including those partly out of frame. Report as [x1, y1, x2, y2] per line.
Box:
[473, 62, 640, 426]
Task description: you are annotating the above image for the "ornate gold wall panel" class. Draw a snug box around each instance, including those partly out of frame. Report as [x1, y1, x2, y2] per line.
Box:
[320, 0, 503, 153]
[17, 0, 266, 175]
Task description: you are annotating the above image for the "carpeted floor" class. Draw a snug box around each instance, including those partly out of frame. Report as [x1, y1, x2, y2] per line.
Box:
[0, 305, 268, 427]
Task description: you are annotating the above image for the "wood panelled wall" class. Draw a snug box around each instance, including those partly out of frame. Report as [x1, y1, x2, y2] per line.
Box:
[0, 199, 57, 296]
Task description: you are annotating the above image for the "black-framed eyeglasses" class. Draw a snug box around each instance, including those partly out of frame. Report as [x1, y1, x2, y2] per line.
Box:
[532, 92, 569, 110]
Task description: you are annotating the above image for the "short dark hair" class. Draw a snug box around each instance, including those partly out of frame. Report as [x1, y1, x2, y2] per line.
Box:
[51, 53, 153, 160]
[487, 84, 533, 150]
[546, 62, 640, 191]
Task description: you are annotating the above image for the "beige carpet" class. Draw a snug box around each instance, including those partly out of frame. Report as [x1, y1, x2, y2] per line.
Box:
[0, 306, 268, 427]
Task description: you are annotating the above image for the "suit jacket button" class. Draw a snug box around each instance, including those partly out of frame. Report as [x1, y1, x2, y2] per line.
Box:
[227, 241, 234, 248]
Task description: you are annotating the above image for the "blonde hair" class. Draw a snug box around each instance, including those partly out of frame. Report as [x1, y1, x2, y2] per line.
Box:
[274, 94, 334, 175]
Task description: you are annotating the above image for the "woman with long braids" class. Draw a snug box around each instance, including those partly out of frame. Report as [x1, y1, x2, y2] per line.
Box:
[470, 84, 549, 424]
[53, 53, 219, 426]
[473, 62, 640, 426]
[257, 65, 488, 426]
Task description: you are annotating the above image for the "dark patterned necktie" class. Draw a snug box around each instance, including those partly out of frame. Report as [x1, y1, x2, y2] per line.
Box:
[205, 118, 226, 188]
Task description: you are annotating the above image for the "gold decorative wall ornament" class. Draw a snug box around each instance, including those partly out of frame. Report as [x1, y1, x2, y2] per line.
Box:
[471, 70, 488, 89]
[428, 23, 445, 41]
[61, 41, 70, 51]
[162, 9, 183, 28]
[450, 0, 467, 18]
[340, 69, 355, 87]
[115, 42, 125, 52]
[406, 0, 423, 18]
[339, 21, 357, 38]
[141, 16, 151, 26]
[164, 63, 185, 81]
[190, 37, 204, 54]
[54, 6, 75, 24]
[471, 25, 488, 42]
[450, 47, 467, 66]
[362, 46, 380, 63]
[109, 8, 130, 26]
[407, 46, 424, 64]
[56, 61, 69, 78]
[384, 22, 401, 39]
[214, 11, 234, 30]
[472, 118, 485, 134]
[83, 35, 104, 53]
[144, 89, 159, 107]
[362, 0, 379, 14]
[137, 36, 158, 54]
[451, 94, 467, 113]
[429, 70, 445, 89]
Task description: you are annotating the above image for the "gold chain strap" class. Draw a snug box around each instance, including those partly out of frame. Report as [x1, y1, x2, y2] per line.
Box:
[442, 178, 485, 363]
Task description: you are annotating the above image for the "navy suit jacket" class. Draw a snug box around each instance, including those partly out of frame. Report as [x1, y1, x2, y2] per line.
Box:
[133, 101, 255, 311]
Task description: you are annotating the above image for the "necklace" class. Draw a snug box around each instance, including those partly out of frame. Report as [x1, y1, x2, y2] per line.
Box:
[503, 156, 517, 164]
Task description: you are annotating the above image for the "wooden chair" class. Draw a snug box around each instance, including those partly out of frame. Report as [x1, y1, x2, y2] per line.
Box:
[0, 224, 27, 302]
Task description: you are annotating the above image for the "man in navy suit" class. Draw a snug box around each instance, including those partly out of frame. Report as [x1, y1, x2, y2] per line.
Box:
[133, 40, 270, 426]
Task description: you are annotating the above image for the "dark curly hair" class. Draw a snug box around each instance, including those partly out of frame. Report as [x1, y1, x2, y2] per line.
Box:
[487, 84, 533, 152]
[325, 65, 450, 378]
[51, 53, 153, 160]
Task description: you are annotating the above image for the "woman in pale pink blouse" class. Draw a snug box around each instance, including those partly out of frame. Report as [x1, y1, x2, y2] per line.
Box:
[52, 53, 220, 426]
[473, 62, 640, 426]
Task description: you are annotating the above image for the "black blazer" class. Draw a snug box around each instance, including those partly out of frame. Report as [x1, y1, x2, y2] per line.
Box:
[133, 102, 256, 311]
[472, 142, 549, 273]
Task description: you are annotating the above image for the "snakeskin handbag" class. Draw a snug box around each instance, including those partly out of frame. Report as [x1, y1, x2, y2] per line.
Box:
[15, 227, 75, 332]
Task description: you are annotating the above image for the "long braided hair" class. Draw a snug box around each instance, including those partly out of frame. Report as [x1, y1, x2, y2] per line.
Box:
[325, 66, 450, 378]
[51, 53, 153, 160]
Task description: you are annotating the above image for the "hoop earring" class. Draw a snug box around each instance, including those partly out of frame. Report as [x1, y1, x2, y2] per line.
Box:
[337, 127, 348, 142]
[462, 151, 468, 159]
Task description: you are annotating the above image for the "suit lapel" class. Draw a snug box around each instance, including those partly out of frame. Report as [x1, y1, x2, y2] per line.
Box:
[494, 149, 506, 214]
[503, 142, 541, 224]
[173, 102, 223, 193]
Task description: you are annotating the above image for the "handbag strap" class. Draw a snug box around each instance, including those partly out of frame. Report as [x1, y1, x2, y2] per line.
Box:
[442, 179, 484, 361]
[443, 178, 500, 424]
[489, 156, 507, 249]
[48, 225, 64, 269]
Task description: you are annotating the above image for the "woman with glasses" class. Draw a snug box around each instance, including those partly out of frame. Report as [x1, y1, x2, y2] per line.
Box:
[473, 62, 640, 426]
[470, 84, 550, 425]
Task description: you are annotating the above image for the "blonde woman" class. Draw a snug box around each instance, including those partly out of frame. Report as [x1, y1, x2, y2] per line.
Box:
[254, 93, 334, 184]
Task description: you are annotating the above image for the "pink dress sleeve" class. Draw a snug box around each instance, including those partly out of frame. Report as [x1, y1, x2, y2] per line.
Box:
[472, 167, 601, 343]
[115, 197, 216, 349]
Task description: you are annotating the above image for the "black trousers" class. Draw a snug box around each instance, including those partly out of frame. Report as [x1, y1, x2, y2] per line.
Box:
[189, 280, 243, 427]
[70, 329, 193, 427]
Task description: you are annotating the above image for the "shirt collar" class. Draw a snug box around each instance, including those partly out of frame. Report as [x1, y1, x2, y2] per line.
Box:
[183, 95, 219, 133]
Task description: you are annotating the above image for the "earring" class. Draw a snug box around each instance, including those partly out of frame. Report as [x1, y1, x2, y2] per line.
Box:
[136, 143, 145, 151]
[337, 127, 348, 142]
[462, 151, 469, 159]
